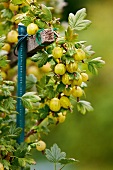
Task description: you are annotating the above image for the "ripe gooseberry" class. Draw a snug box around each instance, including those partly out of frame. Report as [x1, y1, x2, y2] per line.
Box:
[27, 65, 39, 77]
[71, 86, 83, 98]
[40, 62, 51, 73]
[66, 61, 78, 73]
[7, 30, 18, 43]
[62, 73, 71, 85]
[2, 43, 11, 53]
[72, 74, 82, 86]
[60, 96, 71, 109]
[9, 3, 18, 11]
[52, 47, 63, 59]
[63, 88, 72, 96]
[49, 98, 61, 112]
[73, 49, 86, 61]
[27, 23, 39, 35]
[54, 63, 66, 75]
[58, 114, 66, 123]
[36, 140, 46, 151]
[0, 163, 4, 170]
[81, 72, 89, 82]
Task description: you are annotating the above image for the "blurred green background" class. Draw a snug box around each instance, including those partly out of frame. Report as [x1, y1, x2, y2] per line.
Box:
[31, 0, 113, 169]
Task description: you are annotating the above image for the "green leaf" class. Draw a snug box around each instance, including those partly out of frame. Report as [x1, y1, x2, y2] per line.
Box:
[3, 80, 15, 86]
[84, 45, 95, 57]
[21, 98, 33, 110]
[77, 100, 94, 115]
[21, 16, 32, 26]
[38, 104, 49, 119]
[2, 160, 10, 170]
[13, 13, 26, 21]
[22, 92, 41, 103]
[65, 26, 78, 42]
[11, 0, 24, 5]
[21, 6, 30, 13]
[88, 63, 98, 75]
[8, 123, 22, 139]
[2, 21, 12, 33]
[35, 19, 46, 29]
[56, 83, 65, 93]
[31, 53, 41, 62]
[25, 158, 36, 165]
[2, 84, 14, 96]
[37, 75, 47, 89]
[88, 57, 105, 75]
[45, 86, 55, 99]
[0, 105, 9, 114]
[14, 142, 28, 158]
[0, 36, 6, 43]
[59, 158, 78, 164]
[31, 51, 48, 68]
[26, 74, 37, 90]
[38, 53, 48, 68]
[18, 158, 26, 167]
[39, 4, 52, 22]
[89, 57, 105, 68]
[74, 19, 91, 31]
[68, 8, 91, 31]
[45, 143, 66, 163]
[65, 26, 73, 41]
[3, 97, 16, 110]
[1, 9, 13, 19]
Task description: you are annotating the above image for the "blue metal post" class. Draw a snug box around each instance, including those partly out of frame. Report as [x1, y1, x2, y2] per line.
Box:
[17, 23, 27, 144]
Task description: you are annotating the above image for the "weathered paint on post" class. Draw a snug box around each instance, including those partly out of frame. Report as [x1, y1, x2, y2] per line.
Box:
[16, 23, 27, 144]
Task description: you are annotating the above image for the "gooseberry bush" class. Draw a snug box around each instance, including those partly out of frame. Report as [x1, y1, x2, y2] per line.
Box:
[0, 0, 105, 170]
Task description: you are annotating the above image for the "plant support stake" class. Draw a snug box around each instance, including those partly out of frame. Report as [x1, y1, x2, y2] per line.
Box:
[16, 23, 27, 144]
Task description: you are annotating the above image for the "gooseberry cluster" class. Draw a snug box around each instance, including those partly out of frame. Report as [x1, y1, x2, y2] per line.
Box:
[39, 45, 89, 124]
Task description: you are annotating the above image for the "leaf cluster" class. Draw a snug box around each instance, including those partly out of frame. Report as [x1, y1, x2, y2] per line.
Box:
[45, 144, 77, 170]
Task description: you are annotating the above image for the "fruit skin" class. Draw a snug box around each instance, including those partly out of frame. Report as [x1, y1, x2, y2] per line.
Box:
[36, 140, 46, 151]
[72, 74, 82, 86]
[2, 64, 10, 72]
[2, 43, 11, 53]
[40, 62, 51, 73]
[0, 163, 4, 170]
[66, 61, 78, 73]
[49, 98, 61, 112]
[9, 3, 19, 11]
[7, 30, 18, 43]
[58, 114, 66, 123]
[27, 23, 39, 35]
[54, 63, 66, 75]
[73, 49, 86, 61]
[71, 86, 83, 98]
[27, 65, 39, 77]
[62, 73, 71, 85]
[52, 47, 63, 59]
[81, 72, 89, 82]
[60, 96, 71, 109]
[25, 137, 31, 143]
[1, 71, 7, 79]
